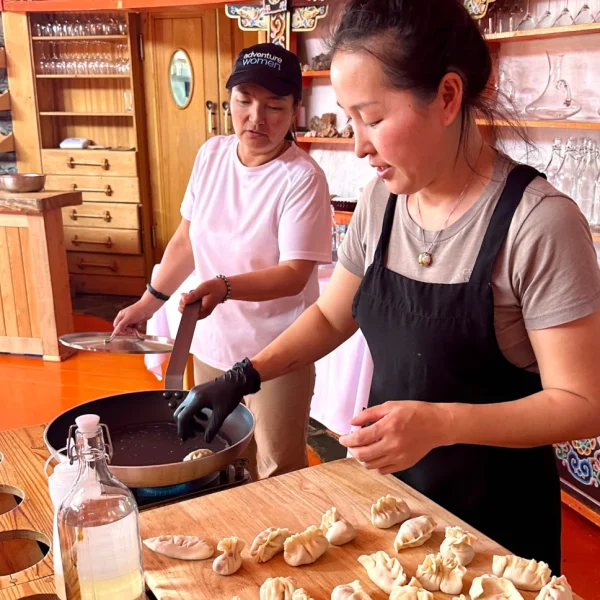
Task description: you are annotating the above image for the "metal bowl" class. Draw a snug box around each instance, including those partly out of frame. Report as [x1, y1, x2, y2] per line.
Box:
[0, 173, 46, 193]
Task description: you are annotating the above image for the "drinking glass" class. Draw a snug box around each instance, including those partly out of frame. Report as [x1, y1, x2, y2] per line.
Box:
[536, 0, 554, 27]
[553, 0, 575, 26]
[518, 0, 536, 29]
[574, 1, 595, 23]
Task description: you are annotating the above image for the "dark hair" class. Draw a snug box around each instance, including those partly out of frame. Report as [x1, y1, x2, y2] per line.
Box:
[328, 0, 529, 158]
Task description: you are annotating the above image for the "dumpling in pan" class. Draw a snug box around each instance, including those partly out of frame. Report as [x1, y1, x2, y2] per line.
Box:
[416, 552, 466, 595]
[394, 515, 437, 551]
[250, 527, 292, 562]
[212, 536, 245, 575]
[470, 575, 524, 600]
[492, 554, 552, 591]
[284, 525, 329, 567]
[183, 448, 214, 461]
[536, 576, 573, 600]
[440, 525, 477, 566]
[388, 577, 434, 600]
[260, 576, 296, 600]
[320, 507, 357, 546]
[371, 494, 411, 529]
[143, 535, 214, 560]
[292, 589, 315, 600]
[357, 550, 407, 593]
[331, 580, 373, 600]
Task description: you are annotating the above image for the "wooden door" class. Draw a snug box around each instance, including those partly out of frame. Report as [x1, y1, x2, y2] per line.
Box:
[143, 10, 220, 257]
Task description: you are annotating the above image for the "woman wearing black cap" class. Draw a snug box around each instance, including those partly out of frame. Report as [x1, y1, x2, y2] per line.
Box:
[173, 0, 600, 573]
[114, 43, 332, 480]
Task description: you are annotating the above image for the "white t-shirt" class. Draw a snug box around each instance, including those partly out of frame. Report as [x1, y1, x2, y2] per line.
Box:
[180, 135, 332, 370]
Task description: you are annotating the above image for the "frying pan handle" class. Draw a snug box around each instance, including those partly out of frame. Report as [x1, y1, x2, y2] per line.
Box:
[165, 300, 201, 390]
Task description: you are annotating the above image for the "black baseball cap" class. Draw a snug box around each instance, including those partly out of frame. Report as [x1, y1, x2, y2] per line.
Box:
[226, 43, 302, 102]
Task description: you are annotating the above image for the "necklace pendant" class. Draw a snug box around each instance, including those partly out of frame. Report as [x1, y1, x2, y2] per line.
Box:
[418, 252, 433, 268]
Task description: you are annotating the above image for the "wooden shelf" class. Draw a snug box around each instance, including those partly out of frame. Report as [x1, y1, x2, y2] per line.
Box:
[485, 22, 600, 43]
[32, 35, 128, 41]
[297, 136, 355, 145]
[476, 118, 600, 130]
[0, 91, 10, 112]
[5, 0, 248, 10]
[0, 48, 6, 70]
[302, 70, 331, 78]
[40, 111, 133, 117]
[36, 74, 131, 80]
[0, 132, 15, 153]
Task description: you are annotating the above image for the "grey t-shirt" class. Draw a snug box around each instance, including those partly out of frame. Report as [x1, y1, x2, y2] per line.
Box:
[338, 153, 600, 372]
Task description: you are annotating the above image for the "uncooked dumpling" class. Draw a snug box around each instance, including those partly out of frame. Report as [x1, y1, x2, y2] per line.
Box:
[440, 525, 477, 566]
[260, 576, 296, 600]
[394, 515, 437, 551]
[283, 525, 328, 567]
[470, 574, 525, 600]
[212, 536, 245, 575]
[416, 552, 466, 595]
[331, 580, 372, 600]
[250, 527, 292, 562]
[536, 576, 573, 600]
[320, 507, 357, 546]
[492, 554, 552, 591]
[388, 577, 434, 600]
[143, 535, 214, 560]
[292, 589, 315, 600]
[183, 448, 214, 461]
[453, 596, 467, 600]
[371, 494, 411, 528]
[357, 550, 407, 593]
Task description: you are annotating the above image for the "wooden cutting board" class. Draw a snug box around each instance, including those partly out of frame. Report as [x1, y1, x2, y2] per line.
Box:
[141, 458, 582, 600]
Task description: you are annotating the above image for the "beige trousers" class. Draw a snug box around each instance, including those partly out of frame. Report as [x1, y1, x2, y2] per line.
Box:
[193, 357, 316, 480]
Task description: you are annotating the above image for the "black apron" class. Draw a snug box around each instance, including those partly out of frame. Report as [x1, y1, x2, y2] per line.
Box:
[352, 165, 561, 572]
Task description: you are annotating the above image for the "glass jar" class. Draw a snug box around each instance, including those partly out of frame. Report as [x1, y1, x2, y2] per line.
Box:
[554, 137, 580, 200]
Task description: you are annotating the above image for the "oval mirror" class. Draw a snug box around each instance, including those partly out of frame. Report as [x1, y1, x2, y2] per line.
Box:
[169, 49, 194, 108]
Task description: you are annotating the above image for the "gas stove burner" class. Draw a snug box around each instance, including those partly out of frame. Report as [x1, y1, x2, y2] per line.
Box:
[133, 459, 251, 510]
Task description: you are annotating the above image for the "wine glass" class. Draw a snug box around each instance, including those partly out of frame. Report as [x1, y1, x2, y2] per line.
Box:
[508, 0, 525, 31]
[536, 0, 554, 27]
[553, 0, 575, 26]
[518, 0, 536, 29]
[574, 1, 595, 23]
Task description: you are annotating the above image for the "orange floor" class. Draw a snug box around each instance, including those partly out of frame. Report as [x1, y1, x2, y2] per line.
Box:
[1, 313, 599, 597]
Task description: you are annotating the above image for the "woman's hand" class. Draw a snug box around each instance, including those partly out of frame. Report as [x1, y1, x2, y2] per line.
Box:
[339, 401, 452, 476]
[113, 296, 163, 334]
[179, 278, 228, 320]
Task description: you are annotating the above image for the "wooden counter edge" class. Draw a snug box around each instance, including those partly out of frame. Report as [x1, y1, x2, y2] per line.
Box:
[0, 191, 82, 215]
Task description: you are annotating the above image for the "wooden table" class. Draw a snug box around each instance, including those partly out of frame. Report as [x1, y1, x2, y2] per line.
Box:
[140, 459, 583, 600]
[0, 190, 82, 361]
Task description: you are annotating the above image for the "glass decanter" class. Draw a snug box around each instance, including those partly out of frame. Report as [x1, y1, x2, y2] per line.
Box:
[525, 52, 581, 120]
[57, 414, 145, 600]
[554, 137, 580, 199]
[545, 137, 565, 186]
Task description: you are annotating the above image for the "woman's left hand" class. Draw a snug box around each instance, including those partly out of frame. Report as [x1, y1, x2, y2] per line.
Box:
[178, 278, 228, 320]
[339, 401, 451, 475]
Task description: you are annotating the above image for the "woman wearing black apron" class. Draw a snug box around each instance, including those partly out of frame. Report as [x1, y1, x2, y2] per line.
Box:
[174, 0, 600, 573]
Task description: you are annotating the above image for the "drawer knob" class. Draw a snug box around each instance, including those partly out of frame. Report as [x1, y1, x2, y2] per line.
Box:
[71, 235, 113, 248]
[69, 209, 112, 223]
[67, 157, 110, 170]
[77, 259, 118, 272]
[71, 184, 113, 196]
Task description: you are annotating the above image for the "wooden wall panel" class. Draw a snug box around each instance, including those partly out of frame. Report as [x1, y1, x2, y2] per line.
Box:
[19, 228, 40, 339]
[5, 228, 32, 339]
[0, 228, 18, 338]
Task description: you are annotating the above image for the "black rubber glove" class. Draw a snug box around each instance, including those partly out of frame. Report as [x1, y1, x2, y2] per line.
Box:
[174, 358, 261, 442]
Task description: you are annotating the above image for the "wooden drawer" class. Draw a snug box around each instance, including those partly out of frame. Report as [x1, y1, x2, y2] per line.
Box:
[63, 202, 140, 230]
[45, 175, 140, 203]
[42, 149, 137, 177]
[67, 252, 145, 277]
[70, 274, 146, 296]
[63, 226, 141, 255]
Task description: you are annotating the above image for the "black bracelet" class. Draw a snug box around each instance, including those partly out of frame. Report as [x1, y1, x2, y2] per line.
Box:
[215, 274, 231, 303]
[146, 283, 170, 302]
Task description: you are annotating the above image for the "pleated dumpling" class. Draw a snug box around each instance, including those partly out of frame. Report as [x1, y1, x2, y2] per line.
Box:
[388, 577, 434, 600]
[394, 515, 437, 551]
[143, 535, 214, 560]
[357, 550, 407, 593]
[371, 494, 411, 528]
[416, 553, 466, 595]
[470, 575, 524, 600]
[283, 525, 329, 566]
[535, 576, 573, 600]
[331, 580, 373, 600]
[183, 448, 214, 461]
[212, 536, 245, 575]
[320, 507, 357, 546]
[440, 525, 477, 566]
[292, 589, 315, 600]
[260, 576, 296, 600]
[492, 554, 552, 591]
[250, 527, 292, 562]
